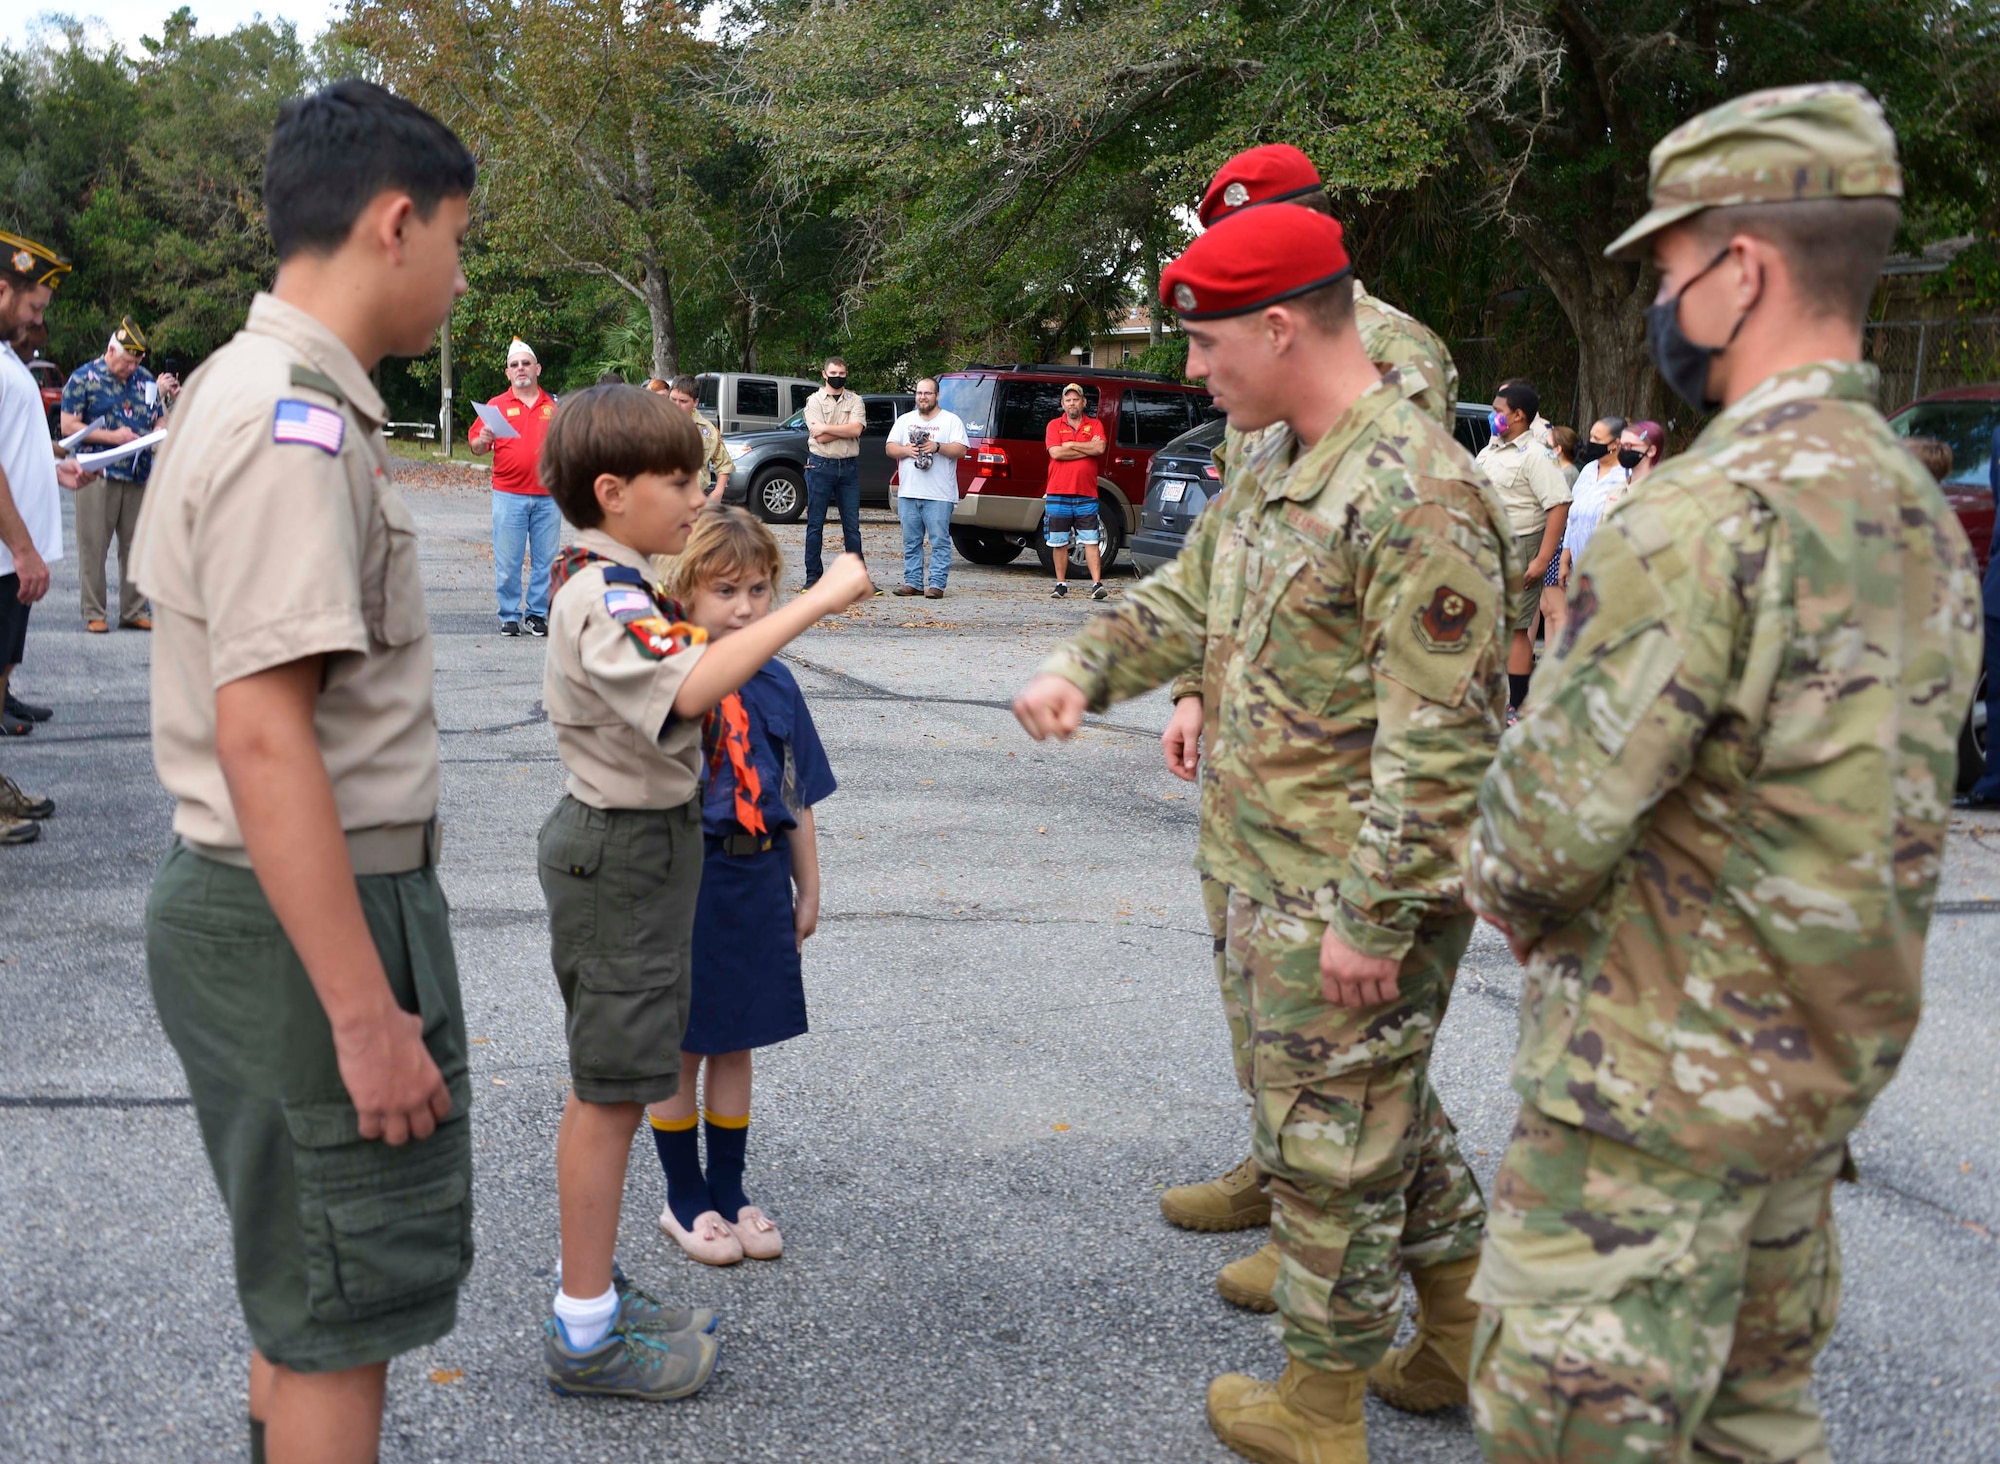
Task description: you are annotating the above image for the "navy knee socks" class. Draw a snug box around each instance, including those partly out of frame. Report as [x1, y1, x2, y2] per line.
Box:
[703, 1110, 751, 1222]
[649, 1112, 713, 1230]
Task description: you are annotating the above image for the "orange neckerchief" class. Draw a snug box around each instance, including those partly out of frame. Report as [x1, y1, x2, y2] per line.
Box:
[707, 691, 767, 837]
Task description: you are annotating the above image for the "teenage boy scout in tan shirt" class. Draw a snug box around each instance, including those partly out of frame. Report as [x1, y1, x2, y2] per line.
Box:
[801, 382, 864, 459]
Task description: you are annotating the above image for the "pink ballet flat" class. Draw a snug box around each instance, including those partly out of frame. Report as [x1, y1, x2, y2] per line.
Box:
[727, 1205, 783, 1260]
[658, 1205, 744, 1267]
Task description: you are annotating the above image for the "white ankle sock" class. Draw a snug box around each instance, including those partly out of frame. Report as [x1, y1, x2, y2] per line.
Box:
[553, 1284, 618, 1350]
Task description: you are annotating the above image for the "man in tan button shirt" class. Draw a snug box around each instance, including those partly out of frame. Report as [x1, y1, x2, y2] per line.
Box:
[800, 355, 868, 588]
[131, 80, 477, 1464]
[1471, 376, 1570, 713]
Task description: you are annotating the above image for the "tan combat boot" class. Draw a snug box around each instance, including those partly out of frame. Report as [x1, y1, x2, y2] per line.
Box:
[1367, 1254, 1481, 1413]
[1161, 1156, 1271, 1232]
[1217, 1241, 1280, 1313]
[1207, 1360, 1369, 1464]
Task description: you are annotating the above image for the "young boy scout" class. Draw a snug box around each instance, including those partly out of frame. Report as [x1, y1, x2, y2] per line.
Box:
[1154, 155, 1487, 1396]
[1015, 204, 1511, 1464]
[534, 385, 869, 1399]
[131, 81, 477, 1464]
[1463, 84, 1983, 1464]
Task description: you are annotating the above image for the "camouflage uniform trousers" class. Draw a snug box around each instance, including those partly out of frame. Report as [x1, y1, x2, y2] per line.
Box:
[1223, 886, 1486, 1372]
[1470, 1106, 1844, 1464]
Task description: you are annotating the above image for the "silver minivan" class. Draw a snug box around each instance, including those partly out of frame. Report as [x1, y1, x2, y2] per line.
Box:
[695, 372, 821, 435]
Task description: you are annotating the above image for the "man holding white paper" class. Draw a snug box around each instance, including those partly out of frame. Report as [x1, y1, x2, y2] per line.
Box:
[59, 316, 173, 633]
[468, 337, 559, 636]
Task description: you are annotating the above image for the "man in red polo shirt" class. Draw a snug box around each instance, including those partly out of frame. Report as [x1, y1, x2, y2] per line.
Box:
[1044, 383, 1107, 600]
[469, 337, 559, 636]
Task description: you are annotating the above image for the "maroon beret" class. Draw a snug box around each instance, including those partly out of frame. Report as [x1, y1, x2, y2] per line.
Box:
[1160, 204, 1353, 321]
[1197, 144, 1325, 227]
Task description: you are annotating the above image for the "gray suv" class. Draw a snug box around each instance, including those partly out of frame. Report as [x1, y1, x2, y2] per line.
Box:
[718, 392, 915, 522]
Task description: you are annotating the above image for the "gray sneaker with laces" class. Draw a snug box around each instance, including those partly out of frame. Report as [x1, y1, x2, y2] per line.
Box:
[611, 1262, 716, 1337]
[544, 1318, 719, 1400]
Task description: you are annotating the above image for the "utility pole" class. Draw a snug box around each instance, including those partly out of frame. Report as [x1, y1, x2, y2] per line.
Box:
[438, 315, 454, 459]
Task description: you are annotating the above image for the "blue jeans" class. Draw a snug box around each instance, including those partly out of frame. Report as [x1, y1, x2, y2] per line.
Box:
[804, 455, 862, 585]
[1970, 604, 2000, 801]
[493, 491, 561, 621]
[898, 496, 954, 590]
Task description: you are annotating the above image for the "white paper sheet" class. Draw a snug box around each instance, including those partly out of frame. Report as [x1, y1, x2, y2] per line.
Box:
[473, 401, 520, 439]
[57, 417, 106, 452]
[73, 429, 166, 472]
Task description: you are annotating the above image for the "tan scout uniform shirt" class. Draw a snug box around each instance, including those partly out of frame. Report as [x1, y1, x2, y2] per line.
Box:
[802, 387, 865, 460]
[545, 528, 709, 809]
[1474, 431, 1571, 539]
[696, 412, 734, 490]
[134, 292, 439, 852]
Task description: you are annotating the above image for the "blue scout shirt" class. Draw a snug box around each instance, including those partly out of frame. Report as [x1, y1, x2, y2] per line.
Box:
[701, 661, 836, 837]
[61, 356, 162, 483]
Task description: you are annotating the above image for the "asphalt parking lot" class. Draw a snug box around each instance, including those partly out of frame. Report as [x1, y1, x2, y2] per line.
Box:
[3, 467, 1997, 1462]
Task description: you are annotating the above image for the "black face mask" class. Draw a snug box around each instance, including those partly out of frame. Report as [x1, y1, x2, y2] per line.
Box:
[1645, 245, 1752, 412]
[1575, 440, 1610, 467]
[824, 376, 846, 391]
[1617, 448, 1646, 471]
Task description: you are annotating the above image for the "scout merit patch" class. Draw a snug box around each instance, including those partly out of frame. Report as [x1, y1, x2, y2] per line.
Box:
[1413, 584, 1477, 653]
[271, 399, 345, 454]
[622, 616, 707, 661]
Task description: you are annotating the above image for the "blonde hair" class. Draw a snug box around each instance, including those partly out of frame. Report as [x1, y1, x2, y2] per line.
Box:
[667, 506, 784, 601]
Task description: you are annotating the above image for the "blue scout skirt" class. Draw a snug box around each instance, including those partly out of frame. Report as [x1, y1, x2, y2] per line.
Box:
[681, 836, 809, 1055]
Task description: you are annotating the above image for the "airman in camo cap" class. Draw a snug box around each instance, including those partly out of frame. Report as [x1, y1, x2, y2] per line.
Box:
[1462, 82, 1981, 1464]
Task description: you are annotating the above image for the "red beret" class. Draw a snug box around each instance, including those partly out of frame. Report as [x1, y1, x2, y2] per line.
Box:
[1160, 204, 1352, 321]
[1197, 145, 1325, 227]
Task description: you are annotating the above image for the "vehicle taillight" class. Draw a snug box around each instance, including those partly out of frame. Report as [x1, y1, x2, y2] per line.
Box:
[973, 445, 1009, 480]
[1203, 464, 1220, 479]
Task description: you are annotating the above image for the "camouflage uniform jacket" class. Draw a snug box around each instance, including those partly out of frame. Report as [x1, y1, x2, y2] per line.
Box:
[1464, 360, 1983, 1184]
[1167, 290, 1462, 704]
[1041, 371, 1511, 959]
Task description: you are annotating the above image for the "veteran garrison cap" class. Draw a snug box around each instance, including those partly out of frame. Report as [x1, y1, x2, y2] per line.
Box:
[111, 316, 149, 356]
[1161, 204, 1351, 320]
[0, 229, 72, 290]
[1198, 145, 1325, 228]
[1605, 82, 1903, 261]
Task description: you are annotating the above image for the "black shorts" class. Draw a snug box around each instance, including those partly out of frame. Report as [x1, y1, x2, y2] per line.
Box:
[0, 573, 29, 667]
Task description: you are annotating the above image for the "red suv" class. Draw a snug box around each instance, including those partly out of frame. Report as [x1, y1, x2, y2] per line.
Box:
[934, 365, 1218, 572]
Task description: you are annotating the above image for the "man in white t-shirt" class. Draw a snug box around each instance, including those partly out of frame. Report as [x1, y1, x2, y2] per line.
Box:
[886, 377, 969, 598]
[0, 229, 96, 839]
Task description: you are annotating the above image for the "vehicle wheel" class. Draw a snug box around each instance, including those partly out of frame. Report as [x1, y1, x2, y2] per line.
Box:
[753, 466, 806, 523]
[1033, 496, 1126, 577]
[1959, 667, 1988, 795]
[949, 528, 1023, 566]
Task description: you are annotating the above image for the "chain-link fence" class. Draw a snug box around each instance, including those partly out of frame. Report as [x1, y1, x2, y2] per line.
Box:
[1864, 317, 2000, 411]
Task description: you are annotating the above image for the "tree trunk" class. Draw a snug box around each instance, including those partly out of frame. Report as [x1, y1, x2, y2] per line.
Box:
[640, 252, 678, 380]
[741, 298, 761, 372]
[1508, 230, 1671, 436]
[1145, 246, 1163, 349]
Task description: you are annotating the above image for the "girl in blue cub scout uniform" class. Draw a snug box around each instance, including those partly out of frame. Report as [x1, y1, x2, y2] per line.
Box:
[646, 508, 836, 1267]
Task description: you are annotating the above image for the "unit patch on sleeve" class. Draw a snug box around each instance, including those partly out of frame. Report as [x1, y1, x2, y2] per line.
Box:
[621, 616, 708, 661]
[271, 399, 345, 454]
[1413, 583, 1477, 653]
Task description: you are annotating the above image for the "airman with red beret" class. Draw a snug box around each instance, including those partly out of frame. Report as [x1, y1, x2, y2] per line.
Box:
[1016, 194, 1513, 1464]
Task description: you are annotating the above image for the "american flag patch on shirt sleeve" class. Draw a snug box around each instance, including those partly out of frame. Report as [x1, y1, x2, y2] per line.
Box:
[272, 399, 346, 454]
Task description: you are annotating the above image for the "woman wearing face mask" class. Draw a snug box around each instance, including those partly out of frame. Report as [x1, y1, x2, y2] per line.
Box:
[1618, 420, 1666, 486]
[1553, 416, 1629, 637]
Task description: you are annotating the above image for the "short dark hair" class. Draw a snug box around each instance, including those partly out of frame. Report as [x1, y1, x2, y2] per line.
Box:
[1496, 378, 1539, 421]
[539, 386, 704, 529]
[670, 374, 698, 397]
[824, 357, 847, 372]
[1286, 274, 1357, 335]
[1595, 414, 1629, 440]
[264, 79, 475, 261]
[596, 371, 624, 386]
[1685, 197, 1902, 324]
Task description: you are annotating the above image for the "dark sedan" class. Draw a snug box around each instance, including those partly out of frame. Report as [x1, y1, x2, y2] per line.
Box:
[1129, 403, 1497, 572]
[718, 393, 915, 523]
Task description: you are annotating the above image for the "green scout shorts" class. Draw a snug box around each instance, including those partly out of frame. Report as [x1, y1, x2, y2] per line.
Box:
[1511, 531, 1545, 632]
[538, 795, 702, 1105]
[145, 843, 474, 1374]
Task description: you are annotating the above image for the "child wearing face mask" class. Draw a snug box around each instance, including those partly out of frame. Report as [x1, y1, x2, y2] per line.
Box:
[646, 507, 837, 1267]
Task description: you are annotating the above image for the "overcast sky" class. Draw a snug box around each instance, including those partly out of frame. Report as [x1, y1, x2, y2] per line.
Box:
[4, 3, 339, 54]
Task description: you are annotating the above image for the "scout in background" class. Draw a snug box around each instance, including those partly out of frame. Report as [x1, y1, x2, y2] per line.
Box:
[646, 508, 836, 1266]
[534, 385, 869, 1401]
[131, 81, 478, 1464]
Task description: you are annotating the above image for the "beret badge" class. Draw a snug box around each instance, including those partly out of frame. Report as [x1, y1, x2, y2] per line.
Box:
[1173, 282, 1198, 311]
[10, 250, 32, 273]
[1222, 181, 1250, 207]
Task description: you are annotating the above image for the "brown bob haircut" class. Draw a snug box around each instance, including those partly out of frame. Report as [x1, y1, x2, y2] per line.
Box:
[539, 385, 703, 529]
[666, 506, 785, 602]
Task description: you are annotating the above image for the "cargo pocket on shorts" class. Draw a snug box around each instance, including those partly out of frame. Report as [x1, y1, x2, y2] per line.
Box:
[568, 950, 685, 1084]
[284, 1101, 473, 1324]
[538, 815, 605, 949]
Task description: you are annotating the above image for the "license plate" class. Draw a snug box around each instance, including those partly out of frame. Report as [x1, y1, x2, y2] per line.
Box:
[1159, 479, 1188, 503]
